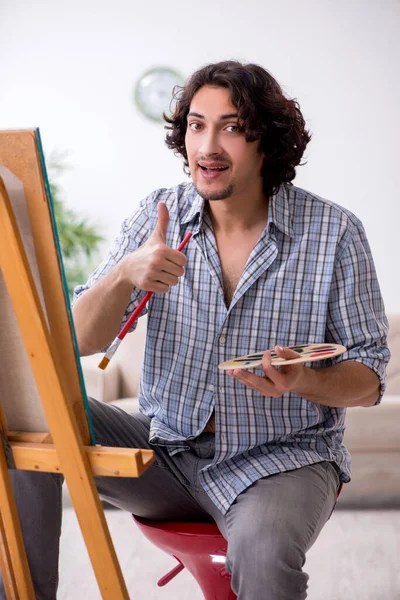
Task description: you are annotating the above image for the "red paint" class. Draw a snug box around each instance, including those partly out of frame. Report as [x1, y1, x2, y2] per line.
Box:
[308, 351, 335, 358]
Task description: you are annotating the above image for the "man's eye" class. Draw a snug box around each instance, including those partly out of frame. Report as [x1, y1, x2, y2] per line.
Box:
[226, 125, 240, 133]
[189, 122, 202, 131]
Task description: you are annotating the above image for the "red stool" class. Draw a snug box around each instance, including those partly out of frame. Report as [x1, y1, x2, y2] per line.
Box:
[132, 516, 237, 599]
[133, 482, 343, 598]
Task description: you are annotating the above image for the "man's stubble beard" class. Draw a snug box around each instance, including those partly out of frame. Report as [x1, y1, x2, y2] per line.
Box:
[193, 181, 235, 202]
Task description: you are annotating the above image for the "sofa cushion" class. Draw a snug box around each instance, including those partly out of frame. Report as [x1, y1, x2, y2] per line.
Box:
[343, 395, 400, 452]
[80, 352, 120, 404]
[116, 316, 147, 399]
[386, 314, 400, 395]
[337, 452, 400, 508]
[110, 397, 140, 414]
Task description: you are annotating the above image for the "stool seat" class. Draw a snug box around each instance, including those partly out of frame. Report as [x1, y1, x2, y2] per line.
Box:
[133, 516, 237, 599]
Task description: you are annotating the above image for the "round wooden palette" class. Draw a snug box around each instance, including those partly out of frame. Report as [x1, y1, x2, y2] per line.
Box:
[218, 343, 347, 371]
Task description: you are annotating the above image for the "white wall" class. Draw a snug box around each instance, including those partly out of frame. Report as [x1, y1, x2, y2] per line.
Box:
[1, 0, 399, 311]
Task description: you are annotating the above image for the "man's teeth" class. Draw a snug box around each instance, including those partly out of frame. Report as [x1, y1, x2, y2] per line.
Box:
[201, 166, 228, 170]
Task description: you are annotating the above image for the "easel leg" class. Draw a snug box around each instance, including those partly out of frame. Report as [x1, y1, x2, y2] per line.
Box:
[0, 443, 35, 599]
[0, 181, 131, 599]
[0, 510, 18, 600]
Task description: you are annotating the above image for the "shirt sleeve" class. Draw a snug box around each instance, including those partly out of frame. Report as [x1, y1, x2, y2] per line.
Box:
[323, 219, 390, 405]
[72, 192, 155, 337]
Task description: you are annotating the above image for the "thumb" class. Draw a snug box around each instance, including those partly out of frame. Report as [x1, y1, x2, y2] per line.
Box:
[271, 346, 303, 373]
[151, 202, 169, 243]
[274, 345, 301, 360]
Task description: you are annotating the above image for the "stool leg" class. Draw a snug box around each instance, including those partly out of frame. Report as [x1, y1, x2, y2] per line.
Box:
[182, 557, 237, 600]
[157, 558, 185, 586]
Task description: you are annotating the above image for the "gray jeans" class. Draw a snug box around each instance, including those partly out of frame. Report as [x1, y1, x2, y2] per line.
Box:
[0, 398, 340, 600]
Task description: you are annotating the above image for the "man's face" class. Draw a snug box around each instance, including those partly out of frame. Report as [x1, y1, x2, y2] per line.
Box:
[185, 85, 264, 202]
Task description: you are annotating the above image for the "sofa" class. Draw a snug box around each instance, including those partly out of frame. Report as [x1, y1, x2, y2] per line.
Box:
[81, 314, 400, 508]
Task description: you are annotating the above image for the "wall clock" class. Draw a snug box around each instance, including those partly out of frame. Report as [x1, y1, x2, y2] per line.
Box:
[134, 66, 185, 123]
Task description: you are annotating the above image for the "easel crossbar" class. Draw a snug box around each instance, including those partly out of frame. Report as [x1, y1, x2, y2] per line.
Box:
[9, 441, 155, 478]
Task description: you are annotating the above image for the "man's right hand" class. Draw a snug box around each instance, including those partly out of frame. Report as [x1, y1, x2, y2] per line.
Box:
[121, 202, 187, 293]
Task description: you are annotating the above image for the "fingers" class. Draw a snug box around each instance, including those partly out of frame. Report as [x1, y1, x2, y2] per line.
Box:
[149, 248, 186, 275]
[163, 261, 185, 278]
[145, 258, 184, 291]
[227, 369, 276, 396]
[260, 350, 281, 384]
[227, 346, 305, 398]
[131, 202, 188, 293]
[152, 202, 169, 243]
[156, 270, 181, 287]
[161, 246, 187, 268]
[149, 202, 187, 268]
[261, 346, 301, 374]
[274, 345, 301, 360]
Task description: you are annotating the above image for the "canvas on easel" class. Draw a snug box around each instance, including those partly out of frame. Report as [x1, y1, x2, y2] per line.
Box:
[0, 129, 154, 599]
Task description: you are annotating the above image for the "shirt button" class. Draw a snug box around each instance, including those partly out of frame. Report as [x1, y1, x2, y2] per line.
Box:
[208, 384, 215, 392]
[220, 336, 226, 344]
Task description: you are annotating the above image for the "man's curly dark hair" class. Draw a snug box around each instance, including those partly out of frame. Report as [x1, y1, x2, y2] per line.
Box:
[164, 60, 311, 198]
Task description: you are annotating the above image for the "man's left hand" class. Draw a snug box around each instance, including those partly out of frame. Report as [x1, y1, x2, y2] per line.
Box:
[227, 346, 306, 398]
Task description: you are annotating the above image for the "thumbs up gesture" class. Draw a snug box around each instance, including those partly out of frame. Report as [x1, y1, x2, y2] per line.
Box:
[151, 201, 170, 244]
[122, 202, 187, 293]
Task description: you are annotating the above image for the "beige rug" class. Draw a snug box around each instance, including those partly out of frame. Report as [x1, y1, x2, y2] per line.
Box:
[58, 489, 400, 599]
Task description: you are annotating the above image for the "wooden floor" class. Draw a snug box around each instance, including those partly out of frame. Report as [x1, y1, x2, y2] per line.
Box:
[58, 489, 400, 600]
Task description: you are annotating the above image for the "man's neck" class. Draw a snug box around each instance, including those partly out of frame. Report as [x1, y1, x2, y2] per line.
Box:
[206, 194, 269, 236]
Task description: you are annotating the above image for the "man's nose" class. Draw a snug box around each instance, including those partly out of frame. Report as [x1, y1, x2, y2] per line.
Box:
[199, 130, 222, 156]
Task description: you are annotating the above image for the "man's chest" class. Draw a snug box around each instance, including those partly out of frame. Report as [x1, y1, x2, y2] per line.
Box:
[218, 243, 257, 306]
[211, 223, 268, 306]
[164, 227, 337, 339]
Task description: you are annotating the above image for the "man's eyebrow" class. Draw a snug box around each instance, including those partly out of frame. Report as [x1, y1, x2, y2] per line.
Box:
[187, 112, 239, 120]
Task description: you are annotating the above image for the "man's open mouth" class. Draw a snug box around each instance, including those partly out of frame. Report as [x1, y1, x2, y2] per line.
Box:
[199, 165, 229, 172]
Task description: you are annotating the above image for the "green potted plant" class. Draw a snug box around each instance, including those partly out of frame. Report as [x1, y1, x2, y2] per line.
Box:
[47, 151, 104, 298]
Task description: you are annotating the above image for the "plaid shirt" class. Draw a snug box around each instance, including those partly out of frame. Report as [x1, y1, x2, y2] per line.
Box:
[75, 182, 390, 514]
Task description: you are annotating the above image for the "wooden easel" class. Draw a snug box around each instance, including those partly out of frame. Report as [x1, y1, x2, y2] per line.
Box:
[0, 130, 154, 599]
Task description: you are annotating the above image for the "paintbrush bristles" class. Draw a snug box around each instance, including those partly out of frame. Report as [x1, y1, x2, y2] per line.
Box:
[97, 356, 110, 370]
[97, 337, 121, 370]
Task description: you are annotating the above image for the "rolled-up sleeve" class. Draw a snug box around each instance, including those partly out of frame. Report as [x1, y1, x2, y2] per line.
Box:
[324, 220, 390, 405]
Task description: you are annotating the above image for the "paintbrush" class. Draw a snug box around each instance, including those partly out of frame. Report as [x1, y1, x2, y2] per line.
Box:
[97, 231, 192, 370]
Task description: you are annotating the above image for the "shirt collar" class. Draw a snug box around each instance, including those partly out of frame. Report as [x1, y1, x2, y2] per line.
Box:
[180, 182, 294, 238]
[180, 185, 206, 234]
[268, 184, 295, 238]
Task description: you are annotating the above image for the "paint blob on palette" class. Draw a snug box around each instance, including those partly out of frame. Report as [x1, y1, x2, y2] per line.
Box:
[218, 343, 347, 371]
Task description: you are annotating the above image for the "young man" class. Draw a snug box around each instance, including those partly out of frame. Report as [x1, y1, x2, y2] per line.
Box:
[2, 61, 390, 600]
